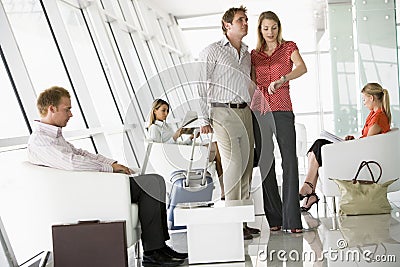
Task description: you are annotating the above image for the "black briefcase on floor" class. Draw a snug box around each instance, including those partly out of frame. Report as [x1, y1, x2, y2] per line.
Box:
[52, 220, 128, 267]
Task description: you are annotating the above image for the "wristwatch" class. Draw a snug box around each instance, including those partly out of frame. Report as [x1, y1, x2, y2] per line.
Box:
[280, 75, 287, 83]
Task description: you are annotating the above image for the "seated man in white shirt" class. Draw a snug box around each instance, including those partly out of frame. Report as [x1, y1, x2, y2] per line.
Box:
[27, 86, 186, 267]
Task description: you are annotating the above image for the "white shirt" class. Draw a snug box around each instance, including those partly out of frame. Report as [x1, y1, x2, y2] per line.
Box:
[197, 35, 252, 124]
[28, 121, 115, 172]
[147, 120, 192, 145]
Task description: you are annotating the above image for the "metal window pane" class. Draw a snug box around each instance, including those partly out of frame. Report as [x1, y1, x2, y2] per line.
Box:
[57, 1, 122, 127]
[2, 0, 86, 130]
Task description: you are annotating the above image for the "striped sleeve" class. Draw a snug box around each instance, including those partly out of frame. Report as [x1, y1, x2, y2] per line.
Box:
[28, 133, 114, 173]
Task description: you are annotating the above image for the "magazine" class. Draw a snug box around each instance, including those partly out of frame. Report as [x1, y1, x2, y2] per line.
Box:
[176, 201, 214, 209]
[320, 130, 344, 143]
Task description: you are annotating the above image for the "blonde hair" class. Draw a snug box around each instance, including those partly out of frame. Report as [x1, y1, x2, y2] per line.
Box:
[361, 82, 391, 125]
[255, 11, 284, 52]
[37, 86, 70, 117]
[221, 5, 247, 35]
[148, 99, 169, 128]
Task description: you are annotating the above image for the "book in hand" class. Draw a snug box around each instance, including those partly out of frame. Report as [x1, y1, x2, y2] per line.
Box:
[320, 130, 344, 143]
[180, 111, 198, 134]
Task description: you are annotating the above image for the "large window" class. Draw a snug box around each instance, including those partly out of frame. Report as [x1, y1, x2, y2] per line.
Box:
[2, 0, 86, 130]
[0, 47, 29, 139]
[58, 1, 122, 127]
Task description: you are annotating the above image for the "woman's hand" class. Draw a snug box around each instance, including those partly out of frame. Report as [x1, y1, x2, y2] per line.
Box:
[173, 128, 183, 141]
[267, 79, 284, 94]
[344, 135, 355, 141]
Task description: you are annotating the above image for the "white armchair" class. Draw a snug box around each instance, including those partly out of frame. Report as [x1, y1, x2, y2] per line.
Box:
[0, 152, 140, 263]
[319, 129, 400, 212]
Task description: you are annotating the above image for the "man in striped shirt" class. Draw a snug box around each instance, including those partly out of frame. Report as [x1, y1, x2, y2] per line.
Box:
[197, 6, 258, 239]
[28, 86, 185, 267]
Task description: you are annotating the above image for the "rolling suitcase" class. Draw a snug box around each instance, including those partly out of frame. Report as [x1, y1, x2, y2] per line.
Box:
[167, 131, 215, 230]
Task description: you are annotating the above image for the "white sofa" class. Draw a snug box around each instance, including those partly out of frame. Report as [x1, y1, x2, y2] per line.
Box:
[0, 151, 140, 263]
[319, 129, 400, 211]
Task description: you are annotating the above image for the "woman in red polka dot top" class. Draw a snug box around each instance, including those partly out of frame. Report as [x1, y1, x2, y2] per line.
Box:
[251, 11, 307, 233]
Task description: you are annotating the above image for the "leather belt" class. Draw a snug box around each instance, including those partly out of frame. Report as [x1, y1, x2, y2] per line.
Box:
[211, 102, 247, 109]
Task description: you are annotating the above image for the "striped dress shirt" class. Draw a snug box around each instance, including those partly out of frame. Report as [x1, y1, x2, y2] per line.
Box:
[28, 121, 115, 172]
[197, 35, 252, 124]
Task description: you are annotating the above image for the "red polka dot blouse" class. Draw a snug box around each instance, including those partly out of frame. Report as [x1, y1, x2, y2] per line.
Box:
[251, 41, 298, 113]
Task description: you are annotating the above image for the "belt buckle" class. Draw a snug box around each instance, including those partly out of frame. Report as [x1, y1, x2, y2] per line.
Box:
[230, 103, 238, 108]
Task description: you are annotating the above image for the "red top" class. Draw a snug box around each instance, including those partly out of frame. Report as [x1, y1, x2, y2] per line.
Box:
[251, 41, 298, 112]
[361, 108, 390, 137]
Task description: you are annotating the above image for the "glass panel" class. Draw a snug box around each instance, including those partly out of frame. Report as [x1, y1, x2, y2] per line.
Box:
[180, 29, 221, 59]
[106, 132, 134, 167]
[328, 3, 358, 136]
[177, 14, 221, 29]
[291, 53, 318, 114]
[355, 0, 400, 127]
[57, 1, 121, 127]
[129, 40, 148, 88]
[126, 0, 144, 31]
[355, 1, 399, 127]
[157, 18, 174, 46]
[102, 21, 150, 121]
[2, 0, 86, 130]
[319, 52, 334, 112]
[123, 102, 147, 168]
[0, 51, 29, 138]
[295, 114, 323, 146]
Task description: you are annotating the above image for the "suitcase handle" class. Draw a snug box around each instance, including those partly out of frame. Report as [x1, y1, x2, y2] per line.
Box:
[201, 133, 213, 186]
[185, 129, 213, 187]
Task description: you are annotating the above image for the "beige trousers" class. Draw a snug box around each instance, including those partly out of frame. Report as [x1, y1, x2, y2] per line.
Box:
[211, 106, 254, 201]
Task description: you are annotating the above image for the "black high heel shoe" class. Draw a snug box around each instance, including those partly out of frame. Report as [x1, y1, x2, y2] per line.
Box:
[299, 181, 314, 200]
[301, 192, 320, 212]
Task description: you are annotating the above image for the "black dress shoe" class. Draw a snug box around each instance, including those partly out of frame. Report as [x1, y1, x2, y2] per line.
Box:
[161, 245, 188, 259]
[245, 226, 261, 237]
[243, 228, 253, 240]
[143, 250, 184, 267]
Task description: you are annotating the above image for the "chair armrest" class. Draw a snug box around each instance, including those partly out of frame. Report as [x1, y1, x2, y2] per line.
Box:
[0, 161, 139, 262]
[320, 130, 400, 197]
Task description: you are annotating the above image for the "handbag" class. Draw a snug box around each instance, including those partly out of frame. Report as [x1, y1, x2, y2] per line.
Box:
[52, 220, 128, 267]
[330, 160, 398, 215]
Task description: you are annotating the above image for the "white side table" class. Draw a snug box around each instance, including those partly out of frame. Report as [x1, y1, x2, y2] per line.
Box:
[174, 200, 255, 264]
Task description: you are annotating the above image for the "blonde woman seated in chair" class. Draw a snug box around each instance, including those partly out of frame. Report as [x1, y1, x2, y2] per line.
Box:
[148, 99, 195, 145]
[148, 99, 225, 199]
[299, 83, 391, 212]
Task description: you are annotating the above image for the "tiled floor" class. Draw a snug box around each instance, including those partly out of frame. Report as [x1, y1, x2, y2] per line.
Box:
[130, 190, 400, 266]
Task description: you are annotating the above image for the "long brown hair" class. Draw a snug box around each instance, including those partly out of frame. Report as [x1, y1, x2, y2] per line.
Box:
[361, 82, 391, 125]
[148, 99, 169, 128]
[255, 11, 284, 52]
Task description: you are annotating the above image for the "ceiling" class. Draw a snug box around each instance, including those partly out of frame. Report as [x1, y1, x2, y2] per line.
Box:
[147, 0, 325, 19]
[147, 0, 328, 54]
